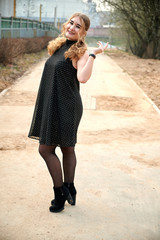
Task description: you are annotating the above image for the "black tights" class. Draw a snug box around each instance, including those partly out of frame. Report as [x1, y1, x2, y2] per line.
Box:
[39, 144, 77, 187]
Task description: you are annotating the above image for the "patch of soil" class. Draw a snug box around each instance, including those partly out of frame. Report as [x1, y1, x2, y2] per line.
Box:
[95, 95, 136, 111]
[106, 49, 160, 109]
[0, 91, 37, 106]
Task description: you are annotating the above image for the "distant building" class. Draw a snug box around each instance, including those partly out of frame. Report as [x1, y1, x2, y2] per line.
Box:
[0, 0, 14, 17]
[16, 0, 100, 28]
[0, 0, 101, 28]
[15, 0, 85, 22]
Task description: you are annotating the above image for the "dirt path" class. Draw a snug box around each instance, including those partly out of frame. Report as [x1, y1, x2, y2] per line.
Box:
[0, 53, 160, 240]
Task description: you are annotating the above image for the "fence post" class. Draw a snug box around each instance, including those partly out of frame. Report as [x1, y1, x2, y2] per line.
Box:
[20, 18, 22, 38]
[0, 14, 1, 39]
[11, 16, 13, 38]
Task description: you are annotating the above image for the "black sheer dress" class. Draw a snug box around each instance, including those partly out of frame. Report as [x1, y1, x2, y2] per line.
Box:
[28, 39, 83, 147]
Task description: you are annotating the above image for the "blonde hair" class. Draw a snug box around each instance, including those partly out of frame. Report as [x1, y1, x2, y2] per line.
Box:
[47, 13, 90, 60]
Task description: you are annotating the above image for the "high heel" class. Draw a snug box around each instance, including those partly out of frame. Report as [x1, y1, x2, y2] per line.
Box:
[51, 182, 77, 206]
[64, 182, 77, 206]
[71, 194, 76, 206]
[49, 184, 73, 213]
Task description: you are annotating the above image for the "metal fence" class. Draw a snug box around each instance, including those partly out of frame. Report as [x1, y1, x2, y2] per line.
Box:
[0, 15, 60, 39]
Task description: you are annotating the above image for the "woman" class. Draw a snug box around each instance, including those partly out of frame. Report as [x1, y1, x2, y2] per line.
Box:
[28, 12, 108, 213]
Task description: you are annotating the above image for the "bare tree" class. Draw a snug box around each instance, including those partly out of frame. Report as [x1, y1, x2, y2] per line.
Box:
[101, 0, 160, 58]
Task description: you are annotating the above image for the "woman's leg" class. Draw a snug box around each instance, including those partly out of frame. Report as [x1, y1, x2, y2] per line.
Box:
[39, 144, 63, 187]
[60, 146, 77, 183]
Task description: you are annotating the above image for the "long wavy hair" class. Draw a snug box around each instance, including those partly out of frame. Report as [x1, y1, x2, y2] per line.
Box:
[47, 13, 90, 60]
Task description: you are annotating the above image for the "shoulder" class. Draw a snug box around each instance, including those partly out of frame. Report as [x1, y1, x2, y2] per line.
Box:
[48, 37, 66, 56]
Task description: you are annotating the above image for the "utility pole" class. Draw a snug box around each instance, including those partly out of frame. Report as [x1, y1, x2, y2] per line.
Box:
[13, 0, 16, 17]
[27, 0, 30, 18]
[40, 4, 42, 22]
[54, 6, 57, 27]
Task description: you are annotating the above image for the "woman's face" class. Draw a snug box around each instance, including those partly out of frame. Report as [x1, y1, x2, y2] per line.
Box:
[65, 16, 85, 40]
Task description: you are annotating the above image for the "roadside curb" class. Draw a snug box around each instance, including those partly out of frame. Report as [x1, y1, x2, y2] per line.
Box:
[0, 88, 9, 97]
[127, 74, 160, 115]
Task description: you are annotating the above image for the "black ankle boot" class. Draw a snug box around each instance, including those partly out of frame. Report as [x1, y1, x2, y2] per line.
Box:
[49, 185, 73, 213]
[64, 182, 77, 206]
[51, 182, 77, 206]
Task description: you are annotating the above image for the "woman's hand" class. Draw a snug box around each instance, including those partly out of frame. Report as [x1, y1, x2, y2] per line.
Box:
[92, 41, 109, 55]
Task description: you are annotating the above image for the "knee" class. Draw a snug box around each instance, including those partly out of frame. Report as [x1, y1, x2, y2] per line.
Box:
[61, 146, 75, 155]
[38, 145, 46, 158]
[38, 144, 56, 159]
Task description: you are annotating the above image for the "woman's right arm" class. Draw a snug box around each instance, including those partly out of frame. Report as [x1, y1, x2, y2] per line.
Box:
[77, 42, 109, 83]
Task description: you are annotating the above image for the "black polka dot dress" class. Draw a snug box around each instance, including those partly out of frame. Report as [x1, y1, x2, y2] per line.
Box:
[28, 39, 83, 147]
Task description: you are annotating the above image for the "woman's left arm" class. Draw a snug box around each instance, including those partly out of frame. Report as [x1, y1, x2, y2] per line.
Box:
[77, 42, 109, 83]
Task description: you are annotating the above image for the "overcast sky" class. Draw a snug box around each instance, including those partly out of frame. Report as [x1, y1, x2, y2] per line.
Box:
[91, 0, 110, 12]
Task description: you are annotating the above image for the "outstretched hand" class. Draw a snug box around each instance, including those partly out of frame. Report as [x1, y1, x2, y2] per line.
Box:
[93, 41, 109, 55]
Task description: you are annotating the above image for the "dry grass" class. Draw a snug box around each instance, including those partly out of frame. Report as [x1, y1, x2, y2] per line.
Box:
[0, 49, 48, 92]
[0, 36, 53, 92]
[0, 37, 52, 64]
